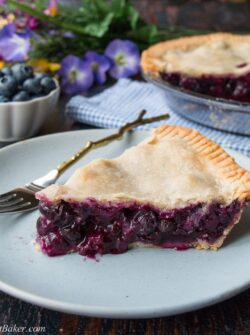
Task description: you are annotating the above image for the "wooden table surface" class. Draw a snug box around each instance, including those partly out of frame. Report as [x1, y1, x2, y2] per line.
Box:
[1, 289, 250, 335]
[1, 102, 250, 335]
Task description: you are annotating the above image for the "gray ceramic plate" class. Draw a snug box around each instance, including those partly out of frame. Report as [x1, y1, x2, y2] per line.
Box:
[0, 129, 250, 319]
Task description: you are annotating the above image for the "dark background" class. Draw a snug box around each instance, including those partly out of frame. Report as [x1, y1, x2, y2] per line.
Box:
[65, 0, 250, 31]
[133, 0, 250, 31]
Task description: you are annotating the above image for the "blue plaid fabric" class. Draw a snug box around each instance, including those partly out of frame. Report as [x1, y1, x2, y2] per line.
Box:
[66, 79, 250, 156]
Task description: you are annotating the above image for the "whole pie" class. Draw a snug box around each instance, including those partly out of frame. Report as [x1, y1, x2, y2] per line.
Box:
[141, 33, 250, 102]
[36, 126, 250, 257]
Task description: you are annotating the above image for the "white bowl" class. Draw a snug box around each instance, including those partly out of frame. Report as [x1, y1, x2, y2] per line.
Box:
[0, 80, 60, 142]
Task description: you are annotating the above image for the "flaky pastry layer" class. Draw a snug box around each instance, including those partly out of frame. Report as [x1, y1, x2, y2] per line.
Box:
[36, 125, 250, 209]
[141, 33, 250, 77]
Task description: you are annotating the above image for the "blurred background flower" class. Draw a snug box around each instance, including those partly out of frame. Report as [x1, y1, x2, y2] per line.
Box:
[105, 39, 140, 79]
[3, 0, 241, 95]
[44, 0, 58, 17]
[57, 40, 139, 94]
[0, 0, 164, 94]
[0, 23, 30, 62]
[85, 51, 110, 85]
[24, 14, 39, 30]
[58, 55, 93, 95]
[29, 58, 60, 73]
[0, 13, 15, 30]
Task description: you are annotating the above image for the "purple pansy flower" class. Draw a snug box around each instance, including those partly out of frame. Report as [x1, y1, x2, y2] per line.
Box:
[104, 39, 140, 79]
[85, 51, 110, 85]
[58, 55, 94, 95]
[0, 23, 30, 62]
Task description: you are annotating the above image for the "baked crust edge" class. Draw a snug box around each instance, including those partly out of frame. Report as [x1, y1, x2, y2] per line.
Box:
[151, 124, 250, 202]
[141, 32, 250, 76]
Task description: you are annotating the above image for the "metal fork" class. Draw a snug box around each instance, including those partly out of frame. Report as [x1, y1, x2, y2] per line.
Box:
[0, 111, 169, 214]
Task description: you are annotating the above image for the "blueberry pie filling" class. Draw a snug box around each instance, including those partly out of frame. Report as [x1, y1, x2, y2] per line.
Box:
[141, 33, 250, 102]
[37, 199, 245, 257]
[36, 125, 250, 257]
[160, 72, 250, 102]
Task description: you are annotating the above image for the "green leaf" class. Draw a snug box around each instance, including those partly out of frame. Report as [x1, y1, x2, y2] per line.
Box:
[79, 0, 99, 20]
[135, 25, 158, 43]
[94, 0, 110, 15]
[34, 0, 46, 11]
[83, 12, 114, 37]
[127, 5, 139, 30]
[110, 0, 127, 17]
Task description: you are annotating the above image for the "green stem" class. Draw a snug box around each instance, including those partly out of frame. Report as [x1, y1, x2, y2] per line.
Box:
[8, 0, 89, 35]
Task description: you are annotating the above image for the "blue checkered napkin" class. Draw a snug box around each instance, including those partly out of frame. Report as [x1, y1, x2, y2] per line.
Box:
[66, 79, 250, 156]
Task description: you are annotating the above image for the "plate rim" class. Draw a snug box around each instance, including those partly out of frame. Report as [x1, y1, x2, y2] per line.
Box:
[0, 128, 122, 153]
[1, 277, 249, 319]
[1, 127, 248, 159]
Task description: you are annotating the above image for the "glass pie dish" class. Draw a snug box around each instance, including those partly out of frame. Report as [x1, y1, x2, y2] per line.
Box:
[144, 73, 250, 136]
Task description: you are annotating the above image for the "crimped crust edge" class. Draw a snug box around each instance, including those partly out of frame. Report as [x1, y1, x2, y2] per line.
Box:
[151, 125, 250, 202]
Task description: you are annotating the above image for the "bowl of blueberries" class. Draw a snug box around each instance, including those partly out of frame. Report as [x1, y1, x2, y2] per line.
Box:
[0, 63, 60, 142]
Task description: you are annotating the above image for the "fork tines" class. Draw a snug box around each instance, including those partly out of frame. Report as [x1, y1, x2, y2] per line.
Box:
[0, 187, 40, 214]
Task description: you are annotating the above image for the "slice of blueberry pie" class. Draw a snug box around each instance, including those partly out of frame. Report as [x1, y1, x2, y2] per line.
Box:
[141, 33, 250, 102]
[36, 126, 250, 257]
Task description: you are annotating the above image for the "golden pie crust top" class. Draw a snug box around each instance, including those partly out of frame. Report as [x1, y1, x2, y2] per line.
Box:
[37, 125, 250, 209]
[141, 33, 250, 77]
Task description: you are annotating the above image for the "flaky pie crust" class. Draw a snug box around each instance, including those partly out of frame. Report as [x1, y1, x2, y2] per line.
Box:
[141, 33, 250, 77]
[37, 125, 250, 206]
[153, 125, 250, 202]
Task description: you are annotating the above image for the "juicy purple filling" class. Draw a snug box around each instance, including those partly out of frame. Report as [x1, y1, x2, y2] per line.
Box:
[160, 71, 250, 102]
[36, 199, 244, 257]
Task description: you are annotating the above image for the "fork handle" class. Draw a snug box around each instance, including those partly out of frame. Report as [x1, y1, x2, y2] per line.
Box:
[56, 110, 169, 176]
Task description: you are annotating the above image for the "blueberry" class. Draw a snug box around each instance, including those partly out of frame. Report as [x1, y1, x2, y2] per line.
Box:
[40, 76, 56, 95]
[132, 210, 157, 237]
[23, 78, 42, 95]
[12, 90, 30, 102]
[1, 67, 12, 76]
[12, 63, 33, 84]
[159, 219, 175, 233]
[60, 223, 82, 243]
[35, 73, 49, 81]
[0, 75, 18, 97]
[0, 95, 9, 102]
[105, 221, 122, 237]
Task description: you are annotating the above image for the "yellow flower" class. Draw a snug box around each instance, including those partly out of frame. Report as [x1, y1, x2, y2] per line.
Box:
[44, 0, 58, 17]
[0, 13, 15, 30]
[0, 18, 8, 30]
[29, 59, 60, 73]
[7, 14, 15, 22]
[49, 6, 58, 17]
